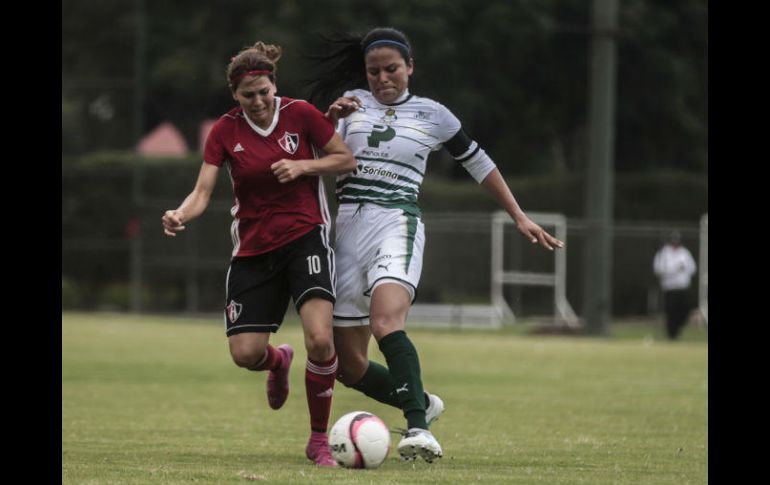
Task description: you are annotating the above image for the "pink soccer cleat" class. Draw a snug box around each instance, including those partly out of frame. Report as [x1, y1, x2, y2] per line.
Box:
[305, 431, 338, 467]
[266, 344, 293, 410]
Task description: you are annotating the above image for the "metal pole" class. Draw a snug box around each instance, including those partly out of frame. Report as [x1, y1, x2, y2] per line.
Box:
[130, 0, 146, 313]
[491, 212, 504, 325]
[582, 0, 618, 335]
[698, 214, 708, 325]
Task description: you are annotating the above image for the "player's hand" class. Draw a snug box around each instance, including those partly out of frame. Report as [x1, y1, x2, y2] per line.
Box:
[271, 159, 306, 183]
[515, 216, 564, 251]
[162, 209, 186, 237]
[325, 96, 363, 123]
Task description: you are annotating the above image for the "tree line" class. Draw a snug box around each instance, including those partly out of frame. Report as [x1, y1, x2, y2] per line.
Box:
[62, 0, 707, 176]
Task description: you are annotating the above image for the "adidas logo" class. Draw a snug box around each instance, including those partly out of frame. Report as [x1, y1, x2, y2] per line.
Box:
[316, 388, 333, 398]
[234, 143, 244, 152]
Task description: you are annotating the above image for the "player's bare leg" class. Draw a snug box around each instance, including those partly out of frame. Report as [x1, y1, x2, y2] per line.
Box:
[228, 332, 294, 409]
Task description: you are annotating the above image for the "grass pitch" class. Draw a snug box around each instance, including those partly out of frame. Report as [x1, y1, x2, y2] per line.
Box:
[62, 312, 707, 484]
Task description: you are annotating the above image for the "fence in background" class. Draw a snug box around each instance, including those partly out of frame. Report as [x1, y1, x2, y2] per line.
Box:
[63, 200, 705, 324]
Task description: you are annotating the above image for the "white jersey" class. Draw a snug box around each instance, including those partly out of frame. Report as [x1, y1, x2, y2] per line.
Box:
[653, 244, 697, 291]
[335, 89, 491, 215]
[332, 89, 496, 323]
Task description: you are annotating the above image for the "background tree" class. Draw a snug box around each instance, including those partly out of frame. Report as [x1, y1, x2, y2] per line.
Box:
[62, 0, 707, 176]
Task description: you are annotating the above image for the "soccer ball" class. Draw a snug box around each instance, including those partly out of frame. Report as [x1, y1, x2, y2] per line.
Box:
[328, 411, 391, 469]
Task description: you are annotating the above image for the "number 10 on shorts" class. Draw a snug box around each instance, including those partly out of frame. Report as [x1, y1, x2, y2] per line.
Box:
[306, 255, 322, 274]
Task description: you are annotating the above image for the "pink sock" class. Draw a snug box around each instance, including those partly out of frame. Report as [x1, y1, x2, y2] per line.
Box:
[248, 345, 282, 372]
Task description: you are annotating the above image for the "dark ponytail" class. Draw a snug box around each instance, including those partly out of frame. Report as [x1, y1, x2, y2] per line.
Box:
[303, 27, 413, 110]
[303, 32, 367, 110]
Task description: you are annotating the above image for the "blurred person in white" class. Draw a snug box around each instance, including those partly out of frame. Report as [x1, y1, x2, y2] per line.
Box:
[653, 231, 697, 340]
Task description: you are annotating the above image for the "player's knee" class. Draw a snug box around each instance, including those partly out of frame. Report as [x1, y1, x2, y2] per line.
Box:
[370, 314, 405, 340]
[305, 332, 334, 361]
[230, 346, 265, 369]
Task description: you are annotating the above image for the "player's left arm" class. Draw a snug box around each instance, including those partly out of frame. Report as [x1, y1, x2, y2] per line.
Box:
[271, 132, 355, 183]
[480, 169, 564, 251]
[440, 110, 564, 252]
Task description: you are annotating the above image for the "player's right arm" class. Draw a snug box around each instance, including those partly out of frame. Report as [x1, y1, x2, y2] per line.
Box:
[162, 162, 220, 237]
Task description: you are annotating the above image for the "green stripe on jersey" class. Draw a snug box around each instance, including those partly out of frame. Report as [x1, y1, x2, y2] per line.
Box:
[395, 134, 434, 150]
[338, 198, 421, 217]
[337, 186, 418, 203]
[337, 177, 420, 195]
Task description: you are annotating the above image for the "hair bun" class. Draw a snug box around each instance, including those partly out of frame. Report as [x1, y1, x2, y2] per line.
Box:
[252, 41, 283, 63]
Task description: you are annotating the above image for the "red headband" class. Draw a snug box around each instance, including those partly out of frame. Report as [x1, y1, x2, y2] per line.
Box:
[231, 69, 273, 86]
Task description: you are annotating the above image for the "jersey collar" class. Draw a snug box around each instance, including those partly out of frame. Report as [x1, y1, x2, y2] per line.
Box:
[375, 89, 412, 107]
[243, 96, 282, 137]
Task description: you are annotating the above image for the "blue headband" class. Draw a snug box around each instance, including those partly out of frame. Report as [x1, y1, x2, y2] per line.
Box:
[365, 39, 410, 55]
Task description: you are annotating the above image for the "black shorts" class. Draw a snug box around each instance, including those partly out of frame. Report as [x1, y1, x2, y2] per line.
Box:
[224, 225, 336, 336]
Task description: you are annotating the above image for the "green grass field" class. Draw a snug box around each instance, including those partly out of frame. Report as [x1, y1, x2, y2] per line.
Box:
[62, 312, 707, 484]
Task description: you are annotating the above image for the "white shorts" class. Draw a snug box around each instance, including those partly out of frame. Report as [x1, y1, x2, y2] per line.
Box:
[332, 203, 425, 327]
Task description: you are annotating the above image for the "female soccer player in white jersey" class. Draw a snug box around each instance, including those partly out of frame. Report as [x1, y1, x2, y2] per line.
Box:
[161, 41, 356, 467]
[306, 27, 564, 463]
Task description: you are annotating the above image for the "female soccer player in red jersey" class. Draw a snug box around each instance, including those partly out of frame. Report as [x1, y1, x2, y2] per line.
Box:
[162, 41, 356, 467]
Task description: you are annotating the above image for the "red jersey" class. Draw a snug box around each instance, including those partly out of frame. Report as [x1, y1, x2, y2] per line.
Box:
[204, 97, 335, 256]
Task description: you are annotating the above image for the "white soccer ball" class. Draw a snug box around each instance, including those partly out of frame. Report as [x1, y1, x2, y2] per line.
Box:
[328, 411, 391, 469]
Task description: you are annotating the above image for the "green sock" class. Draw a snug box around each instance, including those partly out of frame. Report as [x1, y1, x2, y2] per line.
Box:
[348, 361, 432, 412]
[349, 361, 400, 408]
[378, 330, 427, 429]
